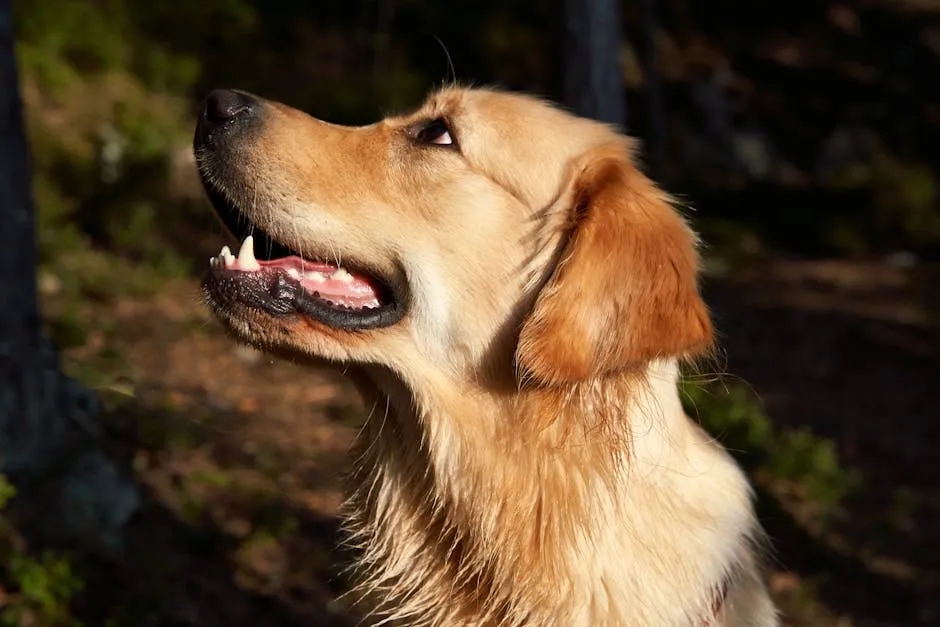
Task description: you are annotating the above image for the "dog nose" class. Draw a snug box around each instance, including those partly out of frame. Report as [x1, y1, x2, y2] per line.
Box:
[201, 89, 256, 125]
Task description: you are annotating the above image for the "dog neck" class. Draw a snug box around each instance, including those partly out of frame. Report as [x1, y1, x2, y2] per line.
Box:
[344, 360, 754, 626]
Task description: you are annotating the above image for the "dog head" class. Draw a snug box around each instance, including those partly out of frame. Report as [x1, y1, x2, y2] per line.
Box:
[195, 87, 712, 388]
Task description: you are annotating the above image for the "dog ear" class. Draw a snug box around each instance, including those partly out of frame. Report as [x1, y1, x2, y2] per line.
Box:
[516, 144, 713, 386]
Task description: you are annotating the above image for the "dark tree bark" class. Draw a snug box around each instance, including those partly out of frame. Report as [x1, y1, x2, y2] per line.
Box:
[0, 1, 137, 549]
[641, 0, 665, 180]
[563, 0, 627, 127]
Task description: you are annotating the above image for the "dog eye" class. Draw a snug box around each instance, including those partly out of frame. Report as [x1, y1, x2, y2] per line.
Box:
[415, 119, 454, 147]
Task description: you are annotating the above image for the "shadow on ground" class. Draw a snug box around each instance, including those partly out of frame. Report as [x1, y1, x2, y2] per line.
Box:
[10, 390, 361, 627]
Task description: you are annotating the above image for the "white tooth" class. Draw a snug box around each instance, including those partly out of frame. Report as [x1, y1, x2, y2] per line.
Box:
[220, 246, 235, 267]
[332, 268, 353, 283]
[287, 268, 300, 279]
[237, 235, 260, 271]
[209, 257, 216, 268]
[307, 272, 326, 283]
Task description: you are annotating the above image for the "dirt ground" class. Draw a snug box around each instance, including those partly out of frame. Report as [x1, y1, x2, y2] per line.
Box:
[42, 255, 939, 627]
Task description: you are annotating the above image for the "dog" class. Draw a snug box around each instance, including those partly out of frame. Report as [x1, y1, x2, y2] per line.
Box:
[194, 86, 779, 627]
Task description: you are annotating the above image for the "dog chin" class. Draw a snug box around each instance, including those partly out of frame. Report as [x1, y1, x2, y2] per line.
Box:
[204, 298, 363, 367]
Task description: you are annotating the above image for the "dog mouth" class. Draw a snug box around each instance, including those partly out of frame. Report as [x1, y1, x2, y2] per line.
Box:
[201, 185, 407, 331]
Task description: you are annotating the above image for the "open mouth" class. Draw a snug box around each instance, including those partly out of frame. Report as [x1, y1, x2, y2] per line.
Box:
[201, 186, 407, 331]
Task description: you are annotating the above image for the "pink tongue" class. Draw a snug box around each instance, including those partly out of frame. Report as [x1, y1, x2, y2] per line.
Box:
[257, 256, 381, 309]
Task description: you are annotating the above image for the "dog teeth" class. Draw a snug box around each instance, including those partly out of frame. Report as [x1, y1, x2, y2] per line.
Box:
[332, 268, 353, 283]
[221, 245, 234, 267]
[237, 236, 261, 271]
[306, 272, 326, 283]
[287, 268, 300, 279]
[209, 245, 233, 269]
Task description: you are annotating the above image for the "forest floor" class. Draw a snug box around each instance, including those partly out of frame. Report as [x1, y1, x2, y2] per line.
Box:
[22, 245, 940, 627]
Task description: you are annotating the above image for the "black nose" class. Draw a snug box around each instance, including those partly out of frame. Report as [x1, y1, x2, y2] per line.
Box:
[201, 89, 256, 125]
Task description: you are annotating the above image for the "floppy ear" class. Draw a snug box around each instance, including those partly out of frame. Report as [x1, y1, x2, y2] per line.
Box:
[516, 144, 713, 386]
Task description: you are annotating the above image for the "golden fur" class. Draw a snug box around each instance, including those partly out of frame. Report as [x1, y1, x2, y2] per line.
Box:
[199, 86, 779, 626]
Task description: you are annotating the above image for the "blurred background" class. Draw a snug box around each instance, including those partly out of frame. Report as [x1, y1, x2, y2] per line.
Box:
[1, 0, 938, 626]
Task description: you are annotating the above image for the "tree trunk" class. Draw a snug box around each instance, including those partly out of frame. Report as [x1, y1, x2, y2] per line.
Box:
[563, 0, 627, 127]
[0, 1, 137, 550]
[641, 0, 665, 180]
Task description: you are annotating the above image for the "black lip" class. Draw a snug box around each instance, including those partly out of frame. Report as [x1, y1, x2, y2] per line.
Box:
[196, 155, 408, 331]
[203, 265, 406, 330]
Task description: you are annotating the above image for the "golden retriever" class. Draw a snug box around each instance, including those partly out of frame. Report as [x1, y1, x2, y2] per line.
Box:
[194, 86, 779, 627]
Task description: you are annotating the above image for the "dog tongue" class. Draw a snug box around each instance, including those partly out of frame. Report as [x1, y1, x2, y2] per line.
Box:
[213, 236, 382, 309]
